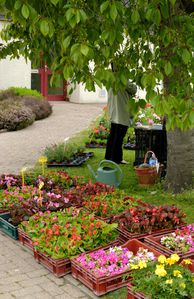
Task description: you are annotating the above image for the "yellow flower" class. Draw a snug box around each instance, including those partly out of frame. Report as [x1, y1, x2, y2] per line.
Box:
[182, 259, 192, 265]
[158, 255, 166, 264]
[165, 279, 173, 284]
[130, 264, 139, 270]
[192, 278, 194, 282]
[138, 261, 147, 269]
[155, 267, 167, 277]
[173, 270, 182, 278]
[180, 283, 186, 289]
[170, 254, 180, 263]
[166, 258, 176, 266]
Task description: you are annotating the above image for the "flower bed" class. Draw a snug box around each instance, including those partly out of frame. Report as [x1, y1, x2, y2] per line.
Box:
[71, 239, 161, 296]
[112, 203, 186, 241]
[129, 253, 194, 299]
[144, 224, 194, 259]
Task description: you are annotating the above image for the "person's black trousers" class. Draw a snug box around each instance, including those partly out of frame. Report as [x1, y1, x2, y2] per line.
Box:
[105, 122, 128, 164]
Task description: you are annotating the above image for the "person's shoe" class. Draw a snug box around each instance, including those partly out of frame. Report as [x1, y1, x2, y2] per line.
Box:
[120, 160, 129, 164]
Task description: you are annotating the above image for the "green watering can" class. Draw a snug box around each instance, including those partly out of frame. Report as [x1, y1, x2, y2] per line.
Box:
[87, 160, 123, 187]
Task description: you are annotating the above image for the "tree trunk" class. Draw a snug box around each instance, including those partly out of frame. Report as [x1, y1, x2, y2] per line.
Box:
[166, 128, 194, 193]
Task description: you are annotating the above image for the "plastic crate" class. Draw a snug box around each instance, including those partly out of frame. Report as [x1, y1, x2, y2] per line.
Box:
[33, 250, 71, 277]
[18, 228, 34, 251]
[117, 226, 179, 243]
[71, 239, 161, 296]
[144, 234, 194, 259]
[34, 238, 122, 278]
[127, 283, 146, 299]
[0, 212, 18, 240]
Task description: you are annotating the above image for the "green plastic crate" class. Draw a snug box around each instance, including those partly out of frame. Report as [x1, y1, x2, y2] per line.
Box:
[0, 213, 18, 239]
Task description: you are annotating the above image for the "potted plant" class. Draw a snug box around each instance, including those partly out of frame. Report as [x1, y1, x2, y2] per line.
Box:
[128, 254, 194, 299]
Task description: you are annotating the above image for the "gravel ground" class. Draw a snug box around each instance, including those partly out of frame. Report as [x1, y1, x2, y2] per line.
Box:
[0, 101, 104, 174]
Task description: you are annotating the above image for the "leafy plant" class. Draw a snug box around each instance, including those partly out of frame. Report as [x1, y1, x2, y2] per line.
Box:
[130, 254, 194, 299]
[7, 87, 43, 98]
[19, 208, 118, 259]
[135, 103, 162, 126]
[112, 203, 186, 233]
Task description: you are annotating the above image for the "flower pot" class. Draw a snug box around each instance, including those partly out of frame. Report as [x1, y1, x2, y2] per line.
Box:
[71, 239, 161, 296]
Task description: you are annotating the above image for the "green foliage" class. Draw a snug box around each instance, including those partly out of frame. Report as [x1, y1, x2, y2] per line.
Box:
[7, 87, 43, 98]
[0, 1, 193, 130]
[44, 140, 86, 163]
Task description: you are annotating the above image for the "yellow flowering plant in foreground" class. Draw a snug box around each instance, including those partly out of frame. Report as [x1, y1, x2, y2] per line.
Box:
[130, 254, 194, 299]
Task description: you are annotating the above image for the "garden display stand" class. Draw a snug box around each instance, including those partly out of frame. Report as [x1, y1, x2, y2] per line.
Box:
[71, 239, 161, 296]
[0, 212, 18, 240]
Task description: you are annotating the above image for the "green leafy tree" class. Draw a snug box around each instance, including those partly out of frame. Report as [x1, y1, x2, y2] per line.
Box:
[0, 0, 193, 192]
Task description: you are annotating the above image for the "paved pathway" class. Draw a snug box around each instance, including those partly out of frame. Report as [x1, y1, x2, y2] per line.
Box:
[0, 102, 104, 174]
[0, 102, 104, 299]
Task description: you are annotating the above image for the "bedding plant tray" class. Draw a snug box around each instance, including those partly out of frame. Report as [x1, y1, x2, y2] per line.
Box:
[71, 239, 161, 296]
[47, 152, 94, 167]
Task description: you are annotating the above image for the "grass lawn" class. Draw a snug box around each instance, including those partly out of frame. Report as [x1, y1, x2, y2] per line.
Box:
[39, 147, 194, 299]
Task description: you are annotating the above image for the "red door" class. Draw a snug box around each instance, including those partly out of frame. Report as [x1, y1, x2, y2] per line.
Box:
[31, 64, 68, 101]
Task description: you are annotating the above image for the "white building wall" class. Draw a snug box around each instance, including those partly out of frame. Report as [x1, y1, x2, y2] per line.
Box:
[0, 20, 31, 90]
[69, 83, 108, 104]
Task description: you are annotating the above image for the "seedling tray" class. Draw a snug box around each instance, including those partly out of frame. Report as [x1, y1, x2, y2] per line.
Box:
[47, 152, 94, 167]
[0, 212, 18, 240]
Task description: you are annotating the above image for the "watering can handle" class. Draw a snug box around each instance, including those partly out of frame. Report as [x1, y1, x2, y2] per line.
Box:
[99, 160, 123, 187]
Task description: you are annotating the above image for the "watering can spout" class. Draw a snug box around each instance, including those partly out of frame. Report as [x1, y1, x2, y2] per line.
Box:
[87, 164, 97, 180]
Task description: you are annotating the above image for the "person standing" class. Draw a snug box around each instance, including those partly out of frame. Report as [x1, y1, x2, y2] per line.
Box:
[105, 82, 137, 164]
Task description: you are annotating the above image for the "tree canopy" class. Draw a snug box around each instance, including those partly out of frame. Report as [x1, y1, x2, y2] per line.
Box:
[0, 0, 194, 130]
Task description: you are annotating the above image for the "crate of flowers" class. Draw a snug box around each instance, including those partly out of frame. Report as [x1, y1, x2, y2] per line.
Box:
[19, 208, 119, 277]
[113, 202, 186, 241]
[71, 239, 161, 296]
[127, 254, 194, 299]
[144, 224, 194, 259]
[82, 191, 138, 223]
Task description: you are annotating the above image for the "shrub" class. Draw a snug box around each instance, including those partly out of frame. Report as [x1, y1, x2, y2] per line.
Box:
[8, 87, 43, 98]
[18, 96, 52, 120]
[3, 104, 35, 131]
[0, 89, 16, 101]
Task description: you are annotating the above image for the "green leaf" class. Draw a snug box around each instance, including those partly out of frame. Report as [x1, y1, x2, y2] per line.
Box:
[182, 49, 191, 64]
[40, 20, 50, 36]
[100, 1, 109, 13]
[50, 0, 59, 5]
[66, 8, 73, 22]
[21, 4, 29, 19]
[80, 44, 89, 56]
[164, 61, 172, 76]
[120, 73, 128, 86]
[101, 30, 109, 41]
[62, 36, 71, 50]
[80, 9, 87, 22]
[110, 4, 117, 21]
[189, 111, 194, 125]
[145, 8, 152, 21]
[76, 10, 81, 24]
[153, 9, 161, 26]
[58, 16, 65, 26]
[131, 10, 140, 24]
[170, 0, 176, 7]
[14, 0, 21, 10]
